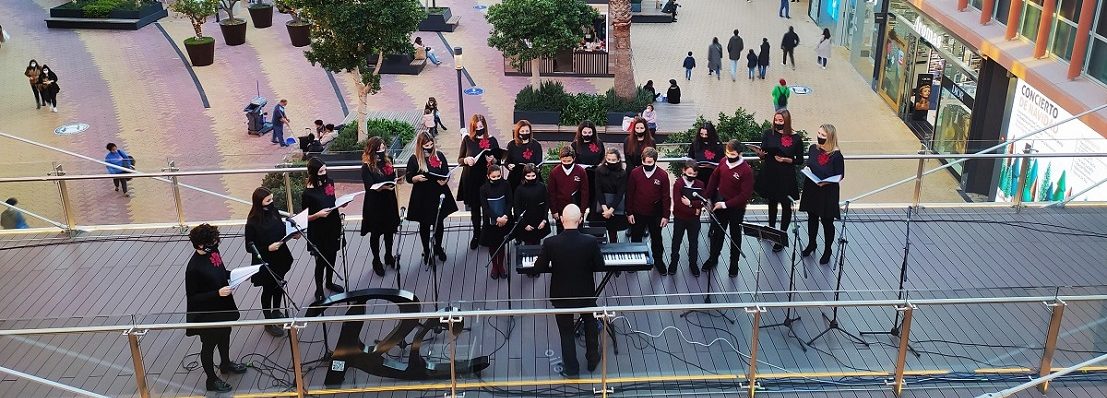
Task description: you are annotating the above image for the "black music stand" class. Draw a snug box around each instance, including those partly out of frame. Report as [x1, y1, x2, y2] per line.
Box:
[860, 206, 920, 357]
[805, 201, 868, 348]
[760, 200, 807, 351]
[681, 207, 742, 324]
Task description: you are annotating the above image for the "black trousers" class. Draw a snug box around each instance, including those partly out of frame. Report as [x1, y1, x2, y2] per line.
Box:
[112, 178, 129, 193]
[469, 203, 482, 242]
[807, 214, 836, 249]
[766, 197, 793, 233]
[670, 218, 700, 267]
[199, 329, 232, 379]
[629, 214, 665, 269]
[554, 312, 599, 375]
[707, 207, 746, 272]
[30, 83, 42, 106]
[782, 48, 795, 67]
[313, 246, 337, 294]
[260, 285, 284, 318]
[369, 231, 395, 259]
[42, 88, 57, 107]
[419, 219, 445, 253]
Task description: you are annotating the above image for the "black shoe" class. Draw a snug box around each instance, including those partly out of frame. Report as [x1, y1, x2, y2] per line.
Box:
[265, 325, 286, 337]
[772, 243, 784, 253]
[820, 249, 832, 265]
[435, 247, 447, 262]
[802, 244, 817, 257]
[314, 290, 325, 301]
[373, 258, 386, 276]
[220, 362, 248, 374]
[560, 370, 580, 379]
[36, 104, 41, 110]
[702, 258, 717, 271]
[385, 253, 396, 268]
[655, 259, 667, 275]
[587, 358, 600, 372]
[491, 271, 499, 280]
[469, 237, 479, 250]
[728, 269, 740, 278]
[206, 377, 232, 392]
[690, 264, 701, 277]
[326, 282, 345, 293]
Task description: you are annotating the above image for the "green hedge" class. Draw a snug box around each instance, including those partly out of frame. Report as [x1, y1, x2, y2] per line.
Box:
[514, 81, 571, 113]
[58, 0, 155, 18]
[514, 82, 653, 126]
[262, 161, 307, 213]
[328, 118, 417, 153]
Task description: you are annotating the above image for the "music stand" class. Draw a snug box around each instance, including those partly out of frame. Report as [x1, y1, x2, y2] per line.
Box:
[483, 209, 530, 339]
[760, 199, 807, 351]
[805, 201, 869, 348]
[860, 206, 920, 357]
[680, 205, 743, 324]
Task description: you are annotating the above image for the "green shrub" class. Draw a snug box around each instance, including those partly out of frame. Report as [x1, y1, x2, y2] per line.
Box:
[262, 161, 308, 213]
[326, 119, 417, 153]
[560, 93, 607, 126]
[604, 87, 653, 114]
[514, 81, 570, 112]
[68, 0, 153, 18]
[427, 6, 448, 14]
[539, 144, 565, 181]
[516, 84, 654, 126]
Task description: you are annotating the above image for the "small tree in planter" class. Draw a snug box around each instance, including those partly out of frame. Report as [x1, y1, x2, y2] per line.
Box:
[170, 0, 219, 67]
[276, 0, 310, 47]
[487, 0, 598, 87]
[290, 0, 424, 142]
[248, 1, 274, 28]
[218, 0, 247, 46]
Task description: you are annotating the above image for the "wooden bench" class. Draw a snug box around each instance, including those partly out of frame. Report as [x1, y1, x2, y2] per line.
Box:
[367, 54, 426, 75]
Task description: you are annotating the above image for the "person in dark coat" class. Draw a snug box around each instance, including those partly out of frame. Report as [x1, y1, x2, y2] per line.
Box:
[671, 161, 705, 276]
[37, 64, 59, 112]
[513, 164, 551, 245]
[184, 224, 247, 393]
[361, 137, 401, 276]
[592, 148, 629, 242]
[533, 204, 603, 377]
[757, 38, 771, 79]
[505, 120, 543, 192]
[571, 120, 604, 218]
[626, 147, 671, 274]
[244, 187, 296, 337]
[548, 146, 590, 233]
[682, 51, 696, 81]
[707, 37, 723, 80]
[688, 121, 723, 185]
[406, 132, 459, 263]
[753, 110, 804, 252]
[727, 30, 744, 81]
[624, 117, 655, 170]
[479, 166, 514, 280]
[666, 79, 682, 103]
[746, 49, 758, 80]
[24, 60, 44, 109]
[661, 0, 681, 20]
[301, 157, 347, 300]
[800, 124, 845, 265]
[643, 80, 661, 102]
[703, 140, 755, 278]
[781, 26, 800, 70]
[458, 114, 503, 250]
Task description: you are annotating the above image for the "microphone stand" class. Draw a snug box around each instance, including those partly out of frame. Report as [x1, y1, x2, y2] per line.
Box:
[759, 198, 806, 351]
[338, 212, 350, 292]
[394, 207, 408, 290]
[805, 201, 869, 348]
[680, 193, 739, 324]
[426, 194, 446, 312]
[287, 216, 345, 298]
[248, 242, 302, 319]
[860, 206, 920, 357]
[483, 209, 527, 339]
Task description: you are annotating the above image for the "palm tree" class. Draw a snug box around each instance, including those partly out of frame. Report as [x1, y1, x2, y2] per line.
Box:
[610, 0, 636, 100]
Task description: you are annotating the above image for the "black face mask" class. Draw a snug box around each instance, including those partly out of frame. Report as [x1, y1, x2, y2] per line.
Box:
[263, 204, 274, 215]
[774, 123, 785, 131]
[476, 128, 487, 137]
[562, 162, 574, 171]
[423, 147, 434, 155]
[643, 164, 656, 172]
[317, 173, 329, 182]
[683, 174, 696, 181]
[817, 137, 827, 145]
[490, 178, 502, 185]
[524, 177, 537, 184]
[726, 155, 740, 163]
[636, 131, 646, 138]
[582, 134, 593, 142]
[201, 242, 219, 253]
[520, 133, 531, 141]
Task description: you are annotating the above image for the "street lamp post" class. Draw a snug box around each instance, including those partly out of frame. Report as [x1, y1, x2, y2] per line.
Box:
[454, 47, 465, 131]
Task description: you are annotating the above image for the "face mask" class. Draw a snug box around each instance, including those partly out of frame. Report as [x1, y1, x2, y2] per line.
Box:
[477, 128, 487, 137]
[562, 162, 574, 171]
[524, 176, 537, 184]
[201, 242, 219, 253]
[520, 133, 531, 141]
[30, 63, 37, 68]
[684, 174, 696, 181]
[582, 134, 593, 142]
[262, 204, 273, 214]
[606, 160, 620, 166]
[636, 131, 645, 138]
[423, 147, 434, 154]
[817, 137, 827, 145]
[376, 149, 386, 155]
[490, 178, 502, 184]
[726, 155, 740, 162]
[774, 123, 785, 131]
[643, 164, 656, 172]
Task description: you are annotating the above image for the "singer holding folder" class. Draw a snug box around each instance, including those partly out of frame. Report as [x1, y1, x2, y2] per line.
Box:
[592, 148, 628, 242]
[406, 132, 458, 263]
[458, 114, 503, 251]
[703, 140, 755, 278]
[799, 124, 845, 265]
[752, 110, 804, 252]
[184, 224, 247, 393]
[361, 137, 401, 276]
[301, 158, 346, 300]
[513, 164, 551, 246]
[505, 120, 543, 191]
[244, 187, 296, 337]
[671, 161, 705, 276]
[479, 166, 513, 279]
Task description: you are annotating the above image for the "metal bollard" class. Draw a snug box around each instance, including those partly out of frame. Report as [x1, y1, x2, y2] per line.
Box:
[52, 164, 77, 235]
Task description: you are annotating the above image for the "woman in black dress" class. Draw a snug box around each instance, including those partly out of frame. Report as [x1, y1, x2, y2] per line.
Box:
[406, 132, 459, 263]
[592, 148, 629, 242]
[301, 157, 346, 300]
[688, 121, 724, 185]
[244, 187, 295, 337]
[571, 120, 604, 219]
[479, 166, 513, 280]
[624, 116, 655, 170]
[37, 64, 59, 112]
[799, 124, 845, 265]
[505, 120, 543, 192]
[753, 110, 804, 252]
[512, 164, 551, 245]
[458, 114, 503, 250]
[184, 224, 246, 393]
[360, 137, 401, 276]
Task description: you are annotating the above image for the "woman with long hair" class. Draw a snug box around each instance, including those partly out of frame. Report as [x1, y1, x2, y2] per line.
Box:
[360, 137, 401, 276]
[571, 120, 604, 217]
[479, 166, 513, 279]
[301, 157, 346, 300]
[406, 132, 459, 262]
[244, 187, 296, 337]
[815, 28, 832, 69]
[37, 64, 60, 112]
[458, 114, 503, 250]
[512, 164, 551, 245]
[505, 120, 543, 191]
[24, 59, 43, 109]
[753, 110, 804, 252]
[799, 124, 844, 264]
[623, 117, 654, 170]
[688, 121, 723, 185]
[424, 97, 447, 131]
[592, 148, 629, 242]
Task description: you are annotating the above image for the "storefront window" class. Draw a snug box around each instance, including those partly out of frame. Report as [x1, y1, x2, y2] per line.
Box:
[1050, 21, 1078, 60]
[934, 65, 975, 176]
[995, 0, 1011, 25]
[1021, 2, 1043, 42]
[1087, 38, 1107, 85]
[879, 29, 911, 106]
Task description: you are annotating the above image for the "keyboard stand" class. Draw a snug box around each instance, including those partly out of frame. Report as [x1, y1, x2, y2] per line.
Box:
[576, 271, 620, 354]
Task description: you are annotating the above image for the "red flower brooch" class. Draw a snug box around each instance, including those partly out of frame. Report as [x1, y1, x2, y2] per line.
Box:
[324, 183, 336, 197]
[522, 148, 534, 160]
[382, 162, 394, 176]
[780, 134, 793, 148]
[817, 152, 831, 166]
[589, 143, 599, 153]
[428, 153, 442, 168]
[479, 138, 491, 150]
[703, 149, 716, 160]
[210, 252, 223, 267]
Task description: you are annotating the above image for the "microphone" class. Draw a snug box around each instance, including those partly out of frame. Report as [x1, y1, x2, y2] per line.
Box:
[692, 192, 709, 202]
[438, 193, 446, 208]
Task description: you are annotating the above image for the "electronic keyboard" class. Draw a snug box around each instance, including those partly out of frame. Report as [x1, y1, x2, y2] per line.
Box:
[514, 242, 653, 274]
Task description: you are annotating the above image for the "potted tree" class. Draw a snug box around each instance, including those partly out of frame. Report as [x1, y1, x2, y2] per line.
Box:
[248, 1, 274, 28]
[277, 0, 310, 47]
[486, 0, 598, 87]
[417, 0, 457, 32]
[218, 0, 247, 46]
[170, 0, 219, 67]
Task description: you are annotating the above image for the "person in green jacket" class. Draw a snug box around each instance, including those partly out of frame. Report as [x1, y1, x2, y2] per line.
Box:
[772, 79, 791, 111]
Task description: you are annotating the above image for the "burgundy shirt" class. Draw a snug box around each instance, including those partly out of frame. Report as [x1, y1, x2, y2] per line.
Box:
[704, 159, 755, 210]
[671, 177, 705, 221]
[626, 166, 672, 218]
[547, 164, 590, 215]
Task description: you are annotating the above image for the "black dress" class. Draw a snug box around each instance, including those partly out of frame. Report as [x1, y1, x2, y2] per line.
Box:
[184, 250, 239, 336]
[360, 162, 401, 235]
[405, 151, 459, 223]
[301, 182, 341, 255]
[754, 130, 804, 201]
[591, 163, 628, 231]
[245, 212, 294, 288]
[624, 136, 653, 170]
[799, 145, 844, 219]
[505, 139, 543, 191]
[479, 180, 514, 247]
[688, 139, 724, 185]
[572, 140, 604, 217]
[457, 135, 503, 208]
[513, 180, 552, 243]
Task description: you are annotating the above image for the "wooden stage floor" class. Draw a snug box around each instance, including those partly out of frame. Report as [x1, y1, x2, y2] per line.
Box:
[2, 206, 1107, 397]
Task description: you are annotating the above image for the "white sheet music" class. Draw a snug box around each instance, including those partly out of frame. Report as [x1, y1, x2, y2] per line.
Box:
[330, 190, 365, 210]
[801, 167, 842, 184]
[229, 265, 261, 288]
[284, 209, 309, 238]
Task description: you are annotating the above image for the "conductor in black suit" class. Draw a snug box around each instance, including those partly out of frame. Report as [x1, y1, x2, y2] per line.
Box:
[534, 204, 604, 377]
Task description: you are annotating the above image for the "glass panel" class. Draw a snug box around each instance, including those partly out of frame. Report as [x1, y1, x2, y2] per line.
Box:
[1099, 1, 1107, 36]
[1087, 38, 1107, 85]
[904, 301, 1051, 377]
[996, 0, 1012, 25]
[0, 181, 64, 230]
[0, 322, 139, 397]
[1057, 0, 1082, 21]
[1051, 20, 1079, 60]
[1054, 300, 1107, 369]
[1022, 3, 1044, 42]
[971, 0, 983, 10]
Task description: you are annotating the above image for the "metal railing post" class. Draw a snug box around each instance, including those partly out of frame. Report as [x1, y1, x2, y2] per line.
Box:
[594, 310, 615, 398]
[911, 149, 926, 211]
[440, 313, 464, 398]
[52, 164, 78, 235]
[285, 322, 306, 398]
[125, 329, 150, 398]
[1013, 147, 1033, 210]
[1038, 300, 1066, 393]
[892, 304, 915, 396]
[164, 160, 186, 229]
[744, 307, 764, 397]
[283, 172, 295, 214]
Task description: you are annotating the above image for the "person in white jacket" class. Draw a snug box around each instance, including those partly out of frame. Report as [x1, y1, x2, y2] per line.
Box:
[815, 28, 832, 69]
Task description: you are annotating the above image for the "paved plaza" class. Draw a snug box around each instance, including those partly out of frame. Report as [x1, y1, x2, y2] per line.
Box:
[0, 0, 961, 228]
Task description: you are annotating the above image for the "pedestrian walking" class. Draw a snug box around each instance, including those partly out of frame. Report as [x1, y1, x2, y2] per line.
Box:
[1, 198, 29, 229]
[782, 26, 800, 70]
[425, 97, 448, 131]
[772, 79, 791, 111]
[707, 38, 723, 80]
[0, 23, 8, 48]
[38, 64, 59, 112]
[104, 143, 134, 197]
[779, 0, 791, 18]
[24, 59, 43, 109]
[746, 50, 758, 80]
[682, 51, 696, 81]
[757, 39, 770, 79]
[816, 28, 832, 69]
[272, 99, 289, 146]
[727, 30, 744, 81]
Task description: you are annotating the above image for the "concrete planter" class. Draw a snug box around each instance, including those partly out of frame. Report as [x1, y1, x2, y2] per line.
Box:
[513, 110, 561, 125]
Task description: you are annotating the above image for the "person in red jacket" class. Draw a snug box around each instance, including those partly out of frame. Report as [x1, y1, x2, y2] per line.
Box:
[703, 140, 755, 278]
[548, 146, 590, 232]
[626, 147, 671, 274]
[671, 161, 705, 276]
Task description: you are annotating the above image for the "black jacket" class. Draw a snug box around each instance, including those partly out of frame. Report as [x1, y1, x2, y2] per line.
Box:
[666, 85, 681, 104]
[302, 181, 341, 254]
[534, 229, 605, 308]
[758, 42, 771, 65]
[185, 250, 239, 336]
[782, 31, 800, 50]
[727, 35, 744, 60]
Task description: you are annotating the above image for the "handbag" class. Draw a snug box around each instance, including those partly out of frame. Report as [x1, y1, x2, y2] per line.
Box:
[124, 155, 137, 181]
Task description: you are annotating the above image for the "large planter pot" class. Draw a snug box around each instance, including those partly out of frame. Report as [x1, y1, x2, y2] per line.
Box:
[418, 7, 458, 32]
[219, 19, 247, 46]
[286, 21, 310, 47]
[513, 110, 561, 125]
[183, 37, 215, 67]
[248, 4, 273, 28]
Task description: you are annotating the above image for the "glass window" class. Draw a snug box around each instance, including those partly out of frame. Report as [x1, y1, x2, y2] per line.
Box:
[1088, 38, 1107, 85]
[970, 0, 982, 10]
[1098, 1, 1107, 37]
[1051, 21, 1078, 60]
[996, 0, 1012, 25]
[1021, 4, 1043, 42]
[1057, 0, 1081, 21]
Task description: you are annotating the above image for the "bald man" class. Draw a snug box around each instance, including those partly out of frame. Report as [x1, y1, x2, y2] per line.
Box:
[534, 204, 604, 377]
